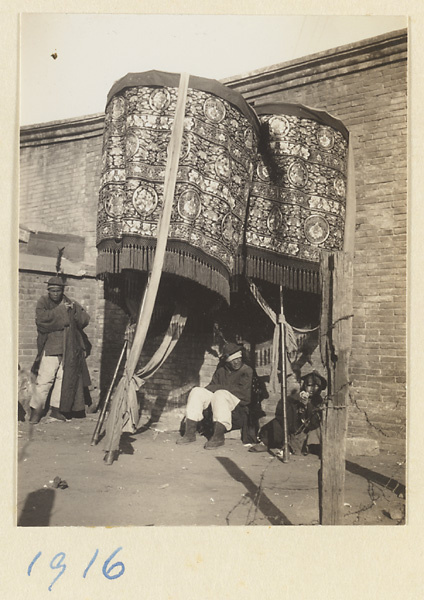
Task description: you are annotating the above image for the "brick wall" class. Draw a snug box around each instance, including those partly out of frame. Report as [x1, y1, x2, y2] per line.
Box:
[224, 30, 407, 452]
[137, 328, 217, 420]
[20, 117, 104, 268]
[19, 30, 407, 453]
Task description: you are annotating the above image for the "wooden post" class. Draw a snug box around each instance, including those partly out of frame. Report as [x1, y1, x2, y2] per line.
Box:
[319, 250, 353, 524]
[279, 286, 289, 463]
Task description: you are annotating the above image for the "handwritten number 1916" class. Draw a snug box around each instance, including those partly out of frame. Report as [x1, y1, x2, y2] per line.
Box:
[28, 547, 125, 591]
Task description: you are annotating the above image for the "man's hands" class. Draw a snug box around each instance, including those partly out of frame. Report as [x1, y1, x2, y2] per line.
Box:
[299, 390, 310, 405]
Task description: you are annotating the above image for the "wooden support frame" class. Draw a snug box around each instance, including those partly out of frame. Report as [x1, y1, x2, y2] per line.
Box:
[319, 250, 354, 524]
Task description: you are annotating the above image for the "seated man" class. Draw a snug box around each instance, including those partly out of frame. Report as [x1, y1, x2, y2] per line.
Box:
[177, 342, 253, 449]
[249, 370, 327, 456]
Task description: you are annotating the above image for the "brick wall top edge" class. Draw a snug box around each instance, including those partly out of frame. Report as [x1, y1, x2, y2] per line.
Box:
[222, 28, 407, 90]
[238, 55, 407, 103]
[20, 113, 105, 147]
[19, 28, 406, 147]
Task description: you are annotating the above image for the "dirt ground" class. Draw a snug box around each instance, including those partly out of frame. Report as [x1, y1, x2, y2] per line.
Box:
[17, 413, 406, 527]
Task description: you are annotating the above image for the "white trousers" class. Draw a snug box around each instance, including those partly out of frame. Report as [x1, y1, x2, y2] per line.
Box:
[31, 355, 63, 410]
[185, 387, 240, 431]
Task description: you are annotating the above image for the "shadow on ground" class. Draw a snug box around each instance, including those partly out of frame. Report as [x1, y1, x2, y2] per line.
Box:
[18, 488, 55, 527]
[345, 460, 406, 498]
[216, 456, 293, 525]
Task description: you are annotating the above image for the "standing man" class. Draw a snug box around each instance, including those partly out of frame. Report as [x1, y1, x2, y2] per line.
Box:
[177, 342, 253, 449]
[29, 275, 90, 424]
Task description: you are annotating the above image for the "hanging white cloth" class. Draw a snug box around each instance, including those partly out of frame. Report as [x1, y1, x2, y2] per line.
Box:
[103, 306, 187, 451]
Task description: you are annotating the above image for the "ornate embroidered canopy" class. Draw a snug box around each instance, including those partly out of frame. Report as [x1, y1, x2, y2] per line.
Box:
[96, 74, 352, 303]
[238, 103, 349, 293]
[96, 70, 260, 303]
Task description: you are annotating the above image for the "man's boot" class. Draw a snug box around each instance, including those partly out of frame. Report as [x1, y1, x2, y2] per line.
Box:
[204, 421, 226, 449]
[176, 418, 197, 444]
[49, 407, 67, 422]
[29, 407, 43, 424]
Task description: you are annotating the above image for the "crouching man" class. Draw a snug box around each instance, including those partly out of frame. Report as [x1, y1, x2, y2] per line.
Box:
[249, 370, 327, 456]
[177, 343, 253, 449]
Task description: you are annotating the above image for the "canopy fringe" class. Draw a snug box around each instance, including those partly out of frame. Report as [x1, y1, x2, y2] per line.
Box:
[233, 250, 320, 294]
[97, 242, 230, 303]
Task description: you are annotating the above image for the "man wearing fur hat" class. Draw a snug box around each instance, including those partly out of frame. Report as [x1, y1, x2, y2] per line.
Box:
[177, 342, 253, 449]
[29, 275, 91, 424]
[249, 370, 327, 456]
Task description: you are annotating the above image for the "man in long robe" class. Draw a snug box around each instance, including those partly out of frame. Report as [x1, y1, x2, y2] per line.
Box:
[29, 276, 90, 424]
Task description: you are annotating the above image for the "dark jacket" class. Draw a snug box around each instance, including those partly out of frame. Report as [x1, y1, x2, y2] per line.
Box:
[276, 391, 323, 433]
[32, 294, 91, 412]
[34, 294, 90, 358]
[206, 362, 253, 406]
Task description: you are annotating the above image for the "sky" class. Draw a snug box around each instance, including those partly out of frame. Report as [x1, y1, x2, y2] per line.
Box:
[20, 13, 407, 126]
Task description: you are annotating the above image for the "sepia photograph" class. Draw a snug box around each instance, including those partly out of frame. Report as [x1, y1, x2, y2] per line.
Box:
[17, 12, 407, 530]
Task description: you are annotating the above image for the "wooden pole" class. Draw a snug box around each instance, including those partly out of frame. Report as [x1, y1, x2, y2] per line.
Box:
[91, 340, 127, 446]
[279, 286, 289, 463]
[245, 276, 280, 392]
[103, 72, 190, 465]
[319, 250, 353, 524]
[125, 73, 189, 378]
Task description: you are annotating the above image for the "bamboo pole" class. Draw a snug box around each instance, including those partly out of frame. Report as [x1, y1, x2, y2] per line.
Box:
[104, 72, 190, 465]
[125, 73, 189, 377]
[279, 286, 289, 463]
[91, 340, 127, 446]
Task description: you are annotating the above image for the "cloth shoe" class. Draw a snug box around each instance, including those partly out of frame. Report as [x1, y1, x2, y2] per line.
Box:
[29, 407, 43, 424]
[176, 418, 197, 444]
[49, 407, 67, 422]
[248, 442, 268, 453]
[204, 422, 226, 449]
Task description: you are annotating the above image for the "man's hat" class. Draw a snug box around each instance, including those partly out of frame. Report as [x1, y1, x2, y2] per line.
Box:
[222, 342, 243, 362]
[46, 275, 66, 288]
[301, 370, 327, 391]
[46, 247, 67, 288]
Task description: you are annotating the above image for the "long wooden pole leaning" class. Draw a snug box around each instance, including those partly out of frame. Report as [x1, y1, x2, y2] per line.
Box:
[279, 286, 289, 463]
[104, 72, 190, 464]
[125, 73, 190, 378]
[91, 339, 128, 446]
